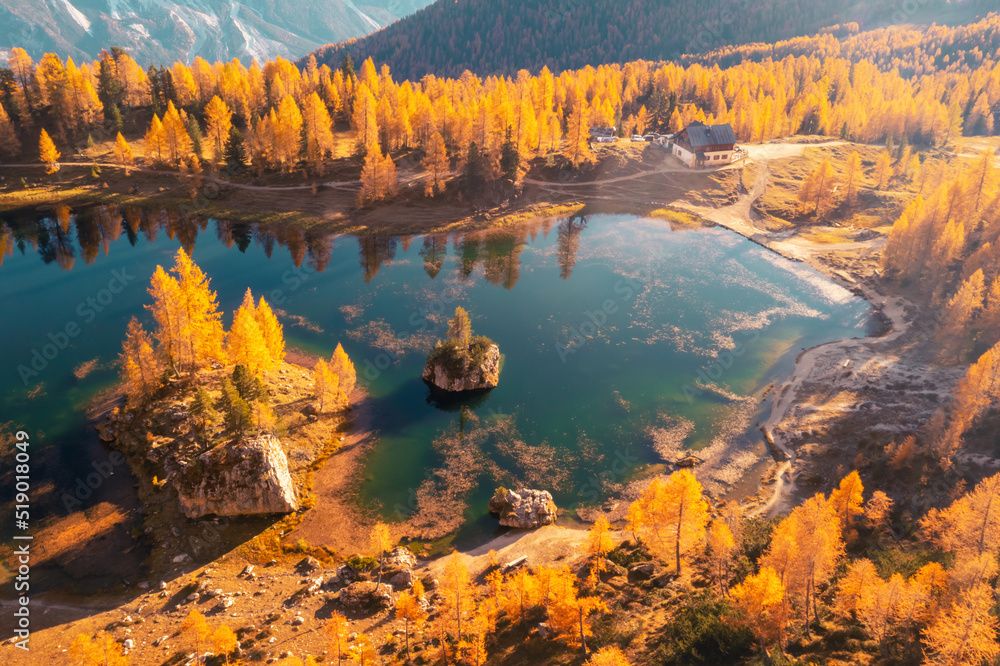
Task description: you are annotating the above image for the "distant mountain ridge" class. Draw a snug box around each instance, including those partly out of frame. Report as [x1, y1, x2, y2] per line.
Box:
[308, 0, 995, 79]
[0, 0, 433, 66]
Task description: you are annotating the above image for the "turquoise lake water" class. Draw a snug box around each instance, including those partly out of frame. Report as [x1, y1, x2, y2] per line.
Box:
[0, 205, 877, 552]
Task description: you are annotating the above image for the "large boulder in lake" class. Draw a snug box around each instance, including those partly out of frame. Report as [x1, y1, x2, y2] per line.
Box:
[423, 339, 501, 392]
[488, 488, 557, 529]
[175, 435, 298, 519]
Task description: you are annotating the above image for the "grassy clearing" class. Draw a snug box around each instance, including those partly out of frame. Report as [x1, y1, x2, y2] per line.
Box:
[0, 186, 93, 212]
[801, 227, 857, 244]
[647, 208, 702, 226]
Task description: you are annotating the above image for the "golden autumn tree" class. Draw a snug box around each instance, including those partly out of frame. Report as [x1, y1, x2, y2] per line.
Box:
[8, 47, 36, 113]
[968, 149, 998, 213]
[302, 92, 335, 174]
[844, 151, 862, 204]
[497, 566, 539, 626]
[212, 624, 238, 665]
[395, 580, 427, 660]
[874, 150, 893, 190]
[628, 469, 710, 574]
[329, 342, 356, 408]
[829, 471, 865, 531]
[440, 552, 475, 645]
[729, 566, 786, 651]
[254, 296, 285, 367]
[350, 632, 376, 666]
[762, 493, 843, 636]
[935, 268, 985, 362]
[162, 101, 193, 164]
[146, 264, 185, 371]
[370, 521, 392, 582]
[705, 519, 736, 596]
[69, 631, 129, 666]
[182, 609, 212, 655]
[114, 132, 134, 175]
[423, 131, 449, 196]
[921, 471, 1000, 559]
[352, 82, 379, 154]
[146, 249, 226, 375]
[226, 289, 271, 375]
[172, 248, 226, 372]
[798, 158, 836, 216]
[119, 316, 162, 407]
[358, 139, 398, 205]
[39, 128, 60, 174]
[313, 358, 339, 413]
[0, 102, 19, 158]
[204, 95, 234, 161]
[922, 583, 999, 666]
[564, 89, 593, 167]
[461, 606, 495, 665]
[856, 573, 909, 653]
[325, 612, 350, 666]
[145, 114, 165, 163]
[546, 570, 607, 656]
[273, 95, 304, 170]
[940, 341, 1000, 455]
[834, 557, 879, 619]
[591, 646, 631, 666]
[864, 490, 894, 537]
[588, 515, 615, 579]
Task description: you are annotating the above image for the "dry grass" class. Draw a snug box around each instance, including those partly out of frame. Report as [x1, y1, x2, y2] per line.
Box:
[647, 208, 702, 226]
[801, 227, 857, 244]
[0, 186, 91, 211]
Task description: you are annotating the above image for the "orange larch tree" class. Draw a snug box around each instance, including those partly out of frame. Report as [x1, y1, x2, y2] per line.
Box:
[204, 95, 234, 161]
[628, 469, 710, 574]
[226, 289, 271, 376]
[39, 128, 60, 173]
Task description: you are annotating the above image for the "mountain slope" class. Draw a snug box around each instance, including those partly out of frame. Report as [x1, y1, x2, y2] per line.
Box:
[309, 0, 995, 79]
[0, 0, 433, 66]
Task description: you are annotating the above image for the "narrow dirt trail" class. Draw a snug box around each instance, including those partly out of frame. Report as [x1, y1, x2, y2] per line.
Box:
[658, 139, 912, 517]
[752, 281, 911, 517]
[0, 162, 363, 192]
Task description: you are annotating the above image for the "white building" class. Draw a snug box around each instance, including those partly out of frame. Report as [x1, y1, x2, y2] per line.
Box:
[668, 121, 737, 168]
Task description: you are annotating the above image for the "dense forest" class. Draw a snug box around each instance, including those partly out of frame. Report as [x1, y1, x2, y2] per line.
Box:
[684, 11, 1000, 76]
[307, 0, 995, 80]
[2, 14, 1000, 206]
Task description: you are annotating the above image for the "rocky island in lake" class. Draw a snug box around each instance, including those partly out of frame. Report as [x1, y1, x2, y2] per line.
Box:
[423, 306, 501, 392]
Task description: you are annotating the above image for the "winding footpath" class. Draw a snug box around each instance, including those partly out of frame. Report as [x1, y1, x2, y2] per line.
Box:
[673, 141, 914, 516]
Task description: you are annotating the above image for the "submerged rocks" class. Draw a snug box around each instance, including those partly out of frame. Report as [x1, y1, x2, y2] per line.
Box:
[175, 435, 298, 519]
[423, 341, 501, 392]
[488, 488, 557, 529]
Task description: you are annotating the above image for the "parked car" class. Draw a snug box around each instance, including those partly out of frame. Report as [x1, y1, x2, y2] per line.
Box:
[595, 136, 616, 143]
[630, 135, 645, 142]
[643, 134, 659, 142]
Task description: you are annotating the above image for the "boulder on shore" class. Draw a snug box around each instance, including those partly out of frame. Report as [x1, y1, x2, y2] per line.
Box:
[423, 342, 501, 392]
[488, 488, 557, 529]
[339, 581, 393, 613]
[175, 435, 298, 519]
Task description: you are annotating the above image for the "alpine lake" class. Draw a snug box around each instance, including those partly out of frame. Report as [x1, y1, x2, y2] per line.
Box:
[0, 204, 878, 584]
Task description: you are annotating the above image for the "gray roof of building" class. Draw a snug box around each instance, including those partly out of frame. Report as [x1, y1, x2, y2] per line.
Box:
[684, 122, 736, 147]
